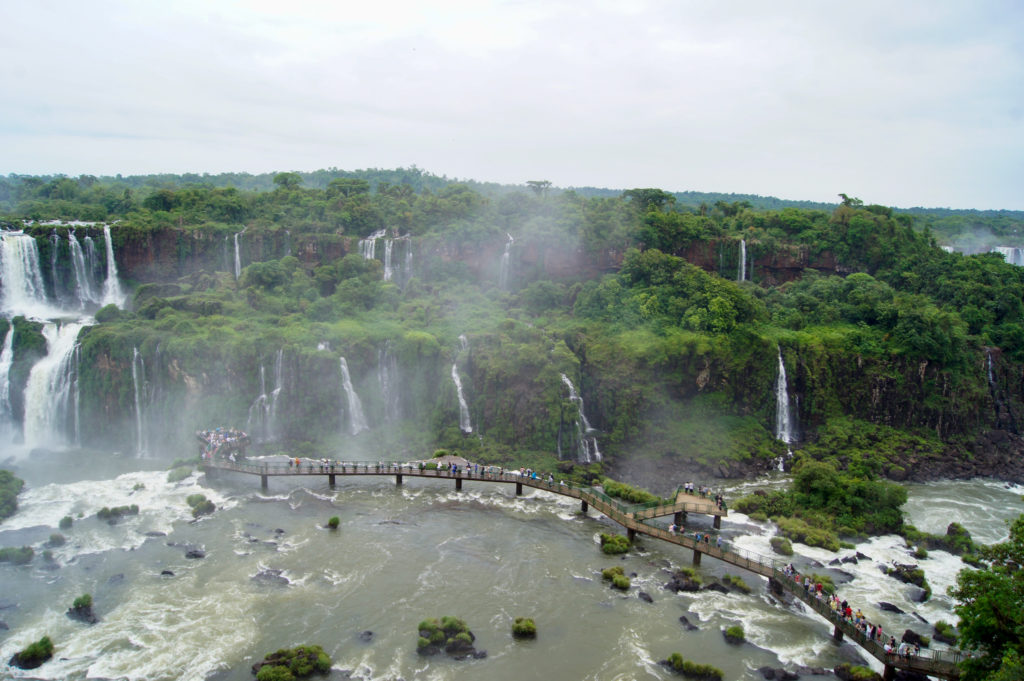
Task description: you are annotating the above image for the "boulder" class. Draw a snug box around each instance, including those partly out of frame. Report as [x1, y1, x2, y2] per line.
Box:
[901, 629, 928, 648]
[679, 615, 699, 631]
[638, 591, 653, 603]
[703, 582, 729, 594]
[840, 555, 858, 564]
[855, 552, 871, 561]
[358, 630, 373, 643]
[758, 667, 776, 679]
[0, 621, 7, 631]
[184, 549, 205, 559]
[66, 603, 99, 624]
[160, 570, 174, 577]
[664, 570, 701, 593]
[878, 602, 905, 614]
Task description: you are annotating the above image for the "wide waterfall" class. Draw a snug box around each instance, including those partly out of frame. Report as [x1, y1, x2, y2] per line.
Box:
[339, 357, 368, 435]
[23, 322, 85, 449]
[101, 225, 125, 306]
[560, 373, 601, 462]
[774, 349, 796, 469]
[452, 364, 473, 433]
[738, 238, 747, 282]
[498, 232, 513, 290]
[132, 346, 147, 456]
[0, 231, 52, 318]
[992, 246, 1024, 266]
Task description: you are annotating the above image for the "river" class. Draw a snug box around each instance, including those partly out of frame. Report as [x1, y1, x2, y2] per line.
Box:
[1, 450, 1022, 681]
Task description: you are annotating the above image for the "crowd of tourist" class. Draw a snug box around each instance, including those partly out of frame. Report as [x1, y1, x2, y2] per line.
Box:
[197, 428, 249, 460]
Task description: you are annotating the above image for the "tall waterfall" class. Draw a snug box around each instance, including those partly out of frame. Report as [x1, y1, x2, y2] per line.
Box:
[0, 324, 14, 421]
[84, 235, 100, 282]
[992, 246, 1024, 266]
[233, 231, 244, 279]
[377, 343, 400, 422]
[560, 373, 601, 462]
[23, 322, 85, 449]
[383, 239, 395, 281]
[0, 231, 51, 317]
[774, 349, 796, 469]
[132, 347, 147, 456]
[737, 239, 747, 282]
[498, 233, 513, 290]
[69, 232, 98, 307]
[359, 229, 387, 259]
[451, 364, 473, 433]
[359, 231, 412, 286]
[339, 357, 368, 435]
[100, 225, 125, 306]
[247, 349, 284, 440]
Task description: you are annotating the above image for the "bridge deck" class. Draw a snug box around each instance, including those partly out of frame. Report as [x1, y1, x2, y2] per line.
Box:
[203, 459, 962, 679]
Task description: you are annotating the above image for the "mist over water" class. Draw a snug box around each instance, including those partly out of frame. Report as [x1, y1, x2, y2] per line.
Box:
[0, 452, 1013, 681]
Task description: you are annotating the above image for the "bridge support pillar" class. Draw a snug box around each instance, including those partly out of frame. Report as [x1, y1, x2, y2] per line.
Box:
[673, 511, 684, 526]
[692, 549, 702, 566]
[713, 515, 721, 529]
[260, 475, 268, 490]
[516, 482, 523, 496]
[627, 528, 636, 542]
[882, 665, 895, 681]
[396, 474, 403, 486]
[456, 477, 463, 491]
[581, 501, 588, 514]
[832, 625, 844, 643]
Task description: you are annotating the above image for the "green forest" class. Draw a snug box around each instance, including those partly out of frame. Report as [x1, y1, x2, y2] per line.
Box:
[1, 169, 1023, 490]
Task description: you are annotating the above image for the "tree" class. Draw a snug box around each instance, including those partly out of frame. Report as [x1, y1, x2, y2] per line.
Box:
[951, 514, 1024, 681]
[272, 172, 302, 190]
[526, 180, 551, 197]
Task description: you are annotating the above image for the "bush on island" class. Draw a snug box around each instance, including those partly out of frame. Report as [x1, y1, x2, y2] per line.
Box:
[59, 515, 73, 530]
[723, 625, 745, 644]
[186, 494, 206, 508]
[512, 617, 536, 639]
[769, 536, 793, 556]
[0, 546, 34, 564]
[721, 574, 751, 594]
[326, 516, 340, 530]
[612, 574, 631, 590]
[0, 469, 25, 520]
[834, 662, 882, 681]
[73, 594, 92, 610]
[252, 644, 331, 680]
[191, 500, 216, 518]
[602, 565, 625, 580]
[48, 533, 66, 547]
[167, 466, 192, 483]
[774, 517, 840, 552]
[600, 477, 663, 505]
[600, 532, 630, 555]
[416, 616, 481, 658]
[9, 635, 54, 669]
[933, 620, 957, 645]
[67, 593, 98, 624]
[432, 449, 450, 458]
[663, 652, 724, 681]
[97, 505, 140, 521]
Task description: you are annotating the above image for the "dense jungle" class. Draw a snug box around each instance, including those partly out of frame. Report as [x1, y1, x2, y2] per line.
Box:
[2, 168, 1024, 490]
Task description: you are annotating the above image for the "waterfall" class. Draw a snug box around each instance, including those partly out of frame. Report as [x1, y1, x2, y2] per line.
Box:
[359, 229, 387, 260]
[737, 239, 747, 282]
[377, 343, 400, 422]
[775, 348, 796, 469]
[0, 323, 13, 421]
[49, 231, 62, 304]
[132, 346, 147, 456]
[269, 348, 284, 429]
[498, 233, 514, 290]
[992, 246, 1024, 266]
[100, 225, 125, 306]
[560, 373, 601, 462]
[451, 364, 473, 433]
[383, 239, 395, 281]
[339, 357, 369, 435]
[23, 322, 85, 448]
[84, 235, 100, 282]
[68, 232, 98, 307]
[0, 231, 52, 317]
[403, 238, 413, 285]
[284, 229, 292, 257]
[233, 231, 244, 279]
[247, 364, 270, 439]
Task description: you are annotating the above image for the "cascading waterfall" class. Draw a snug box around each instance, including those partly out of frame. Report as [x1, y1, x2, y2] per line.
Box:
[131, 346, 147, 456]
[359, 229, 387, 260]
[560, 373, 601, 462]
[69, 232, 99, 307]
[23, 322, 85, 449]
[233, 230, 245, 279]
[0, 231, 51, 317]
[498, 233, 514, 290]
[737, 238, 747, 282]
[101, 225, 125, 306]
[403, 238, 413, 284]
[992, 246, 1024, 266]
[451, 364, 473, 434]
[339, 357, 369, 435]
[774, 348, 796, 470]
[383, 239, 395, 281]
[377, 343, 400, 422]
[247, 365, 270, 437]
[84, 235, 100, 281]
[0, 323, 14, 422]
[49, 231, 62, 304]
[247, 349, 284, 441]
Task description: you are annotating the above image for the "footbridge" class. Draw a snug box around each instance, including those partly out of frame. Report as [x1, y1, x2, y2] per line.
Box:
[203, 458, 962, 680]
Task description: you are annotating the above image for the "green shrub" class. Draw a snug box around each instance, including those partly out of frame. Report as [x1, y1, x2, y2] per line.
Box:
[72, 594, 93, 610]
[665, 652, 723, 680]
[723, 625, 745, 643]
[721, 574, 751, 593]
[59, 515, 73, 530]
[186, 493, 206, 508]
[132, 483, 145, 491]
[602, 565, 625, 580]
[97, 505, 140, 521]
[770, 536, 793, 555]
[417, 636, 431, 650]
[775, 516, 840, 552]
[668, 652, 685, 670]
[0, 469, 25, 521]
[327, 516, 340, 529]
[600, 532, 630, 555]
[934, 620, 958, 644]
[254, 644, 330, 680]
[0, 546, 34, 564]
[512, 617, 536, 638]
[749, 511, 769, 522]
[612, 574, 631, 590]
[833, 663, 881, 681]
[257, 665, 294, 681]
[601, 477, 663, 505]
[913, 545, 928, 559]
[48, 533, 66, 547]
[167, 466, 192, 483]
[432, 449, 449, 458]
[10, 635, 54, 669]
[191, 499, 215, 517]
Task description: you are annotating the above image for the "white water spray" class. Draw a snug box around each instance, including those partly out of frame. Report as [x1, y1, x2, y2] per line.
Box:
[498, 233, 514, 290]
[774, 348, 796, 469]
[0, 231, 52, 317]
[69, 232, 99, 307]
[560, 373, 601, 462]
[452, 364, 473, 433]
[100, 225, 125, 307]
[23, 322, 85, 448]
[738, 239, 747, 282]
[132, 347, 147, 456]
[0, 323, 13, 421]
[339, 357, 368, 435]
[233, 231, 245, 279]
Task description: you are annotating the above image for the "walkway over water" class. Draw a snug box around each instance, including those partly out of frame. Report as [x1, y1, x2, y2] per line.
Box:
[204, 459, 962, 680]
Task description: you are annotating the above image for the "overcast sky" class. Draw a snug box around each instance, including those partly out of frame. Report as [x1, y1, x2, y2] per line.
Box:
[2, 1, 1022, 209]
